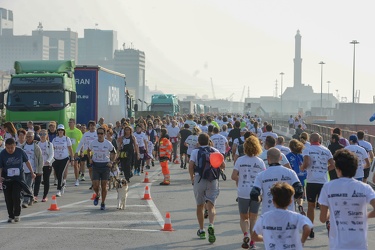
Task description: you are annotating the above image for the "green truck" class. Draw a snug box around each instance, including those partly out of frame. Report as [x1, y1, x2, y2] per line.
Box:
[0, 60, 77, 128]
[149, 94, 180, 116]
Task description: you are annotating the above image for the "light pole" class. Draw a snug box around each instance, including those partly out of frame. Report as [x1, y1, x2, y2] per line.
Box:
[319, 61, 325, 115]
[280, 72, 284, 116]
[350, 40, 359, 103]
[327, 81, 330, 102]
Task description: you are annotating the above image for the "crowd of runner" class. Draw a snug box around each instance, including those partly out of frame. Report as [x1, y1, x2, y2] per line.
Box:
[0, 113, 375, 249]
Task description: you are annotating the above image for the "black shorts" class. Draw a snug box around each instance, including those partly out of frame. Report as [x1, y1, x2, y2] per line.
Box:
[92, 164, 110, 181]
[80, 154, 91, 166]
[306, 183, 324, 203]
[180, 145, 188, 154]
[364, 168, 370, 179]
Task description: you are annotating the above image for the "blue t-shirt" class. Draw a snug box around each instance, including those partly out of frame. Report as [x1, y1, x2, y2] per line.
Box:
[286, 152, 307, 179]
[0, 147, 28, 180]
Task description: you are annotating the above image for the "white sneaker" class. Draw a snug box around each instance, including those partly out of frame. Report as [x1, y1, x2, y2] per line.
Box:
[61, 186, 66, 194]
[75, 179, 79, 186]
[56, 191, 62, 197]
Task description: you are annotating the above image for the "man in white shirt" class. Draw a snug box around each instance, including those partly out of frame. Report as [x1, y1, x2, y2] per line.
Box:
[251, 148, 303, 214]
[275, 136, 291, 155]
[88, 127, 117, 211]
[184, 114, 197, 132]
[345, 134, 370, 182]
[210, 127, 228, 155]
[167, 120, 180, 163]
[259, 136, 291, 169]
[319, 149, 375, 250]
[259, 124, 278, 144]
[301, 133, 335, 239]
[357, 130, 374, 183]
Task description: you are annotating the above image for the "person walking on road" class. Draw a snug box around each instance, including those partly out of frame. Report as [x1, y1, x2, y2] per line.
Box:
[88, 127, 117, 210]
[52, 125, 74, 197]
[345, 134, 370, 182]
[189, 133, 225, 244]
[158, 128, 173, 185]
[0, 138, 35, 223]
[117, 125, 139, 182]
[319, 149, 375, 250]
[300, 133, 334, 239]
[65, 118, 82, 186]
[231, 136, 266, 249]
[37, 129, 54, 202]
[252, 182, 312, 250]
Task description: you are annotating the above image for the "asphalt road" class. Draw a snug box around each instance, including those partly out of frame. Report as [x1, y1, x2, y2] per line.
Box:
[1, 160, 375, 250]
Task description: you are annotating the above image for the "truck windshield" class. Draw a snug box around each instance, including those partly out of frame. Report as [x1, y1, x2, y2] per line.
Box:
[7, 90, 65, 111]
[151, 104, 173, 113]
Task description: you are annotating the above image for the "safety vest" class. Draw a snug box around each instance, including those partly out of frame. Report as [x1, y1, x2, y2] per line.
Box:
[159, 137, 172, 158]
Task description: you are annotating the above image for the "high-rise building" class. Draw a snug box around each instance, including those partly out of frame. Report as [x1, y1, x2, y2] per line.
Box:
[114, 48, 146, 109]
[32, 28, 78, 61]
[0, 8, 13, 36]
[78, 29, 117, 63]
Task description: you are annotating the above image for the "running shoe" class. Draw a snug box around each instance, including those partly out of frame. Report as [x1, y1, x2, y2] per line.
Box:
[28, 199, 34, 206]
[61, 186, 66, 194]
[14, 216, 20, 222]
[204, 209, 209, 219]
[183, 164, 187, 169]
[208, 224, 216, 243]
[93, 195, 100, 206]
[89, 185, 93, 190]
[316, 203, 320, 209]
[242, 236, 250, 249]
[41, 197, 48, 202]
[197, 229, 206, 239]
[309, 229, 315, 239]
[298, 205, 306, 216]
[100, 203, 105, 210]
[56, 191, 62, 197]
[151, 160, 155, 167]
[180, 162, 184, 168]
[249, 240, 255, 249]
[22, 202, 28, 208]
[75, 179, 79, 186]
[33, 196, 38, 203]
[141, 169, 144, 174]
[146, 165, 150, 170]
[7, 218, 13, 223]
[80, 175, 85, 181]
[160, 181, 170, 185]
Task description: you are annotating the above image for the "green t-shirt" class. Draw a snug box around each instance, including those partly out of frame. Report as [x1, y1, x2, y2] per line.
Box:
[210, 121, 220, 129]
[65, 127, 83, 152]
[240, 121, 247, 129]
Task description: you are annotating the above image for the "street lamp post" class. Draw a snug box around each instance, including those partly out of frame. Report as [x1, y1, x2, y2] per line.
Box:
[280, 72, 284, 116]
[350, 40, 359, 103]
[319, 61, 325, 115]
[327, 81, 330, 102]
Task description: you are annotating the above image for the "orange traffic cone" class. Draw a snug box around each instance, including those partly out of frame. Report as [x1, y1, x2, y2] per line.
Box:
[143, 172, 150, 183]
[142, 185, 152, 200]
[90, 193, 97, 200]
[161, 212, 174, 231]
[48, 195, 60, 211]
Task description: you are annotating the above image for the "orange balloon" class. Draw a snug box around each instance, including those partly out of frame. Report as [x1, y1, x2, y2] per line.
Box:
[210, 152, 224, 168]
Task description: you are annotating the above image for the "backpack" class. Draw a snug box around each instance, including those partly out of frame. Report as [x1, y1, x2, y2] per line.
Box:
[195, 147, 221, 182]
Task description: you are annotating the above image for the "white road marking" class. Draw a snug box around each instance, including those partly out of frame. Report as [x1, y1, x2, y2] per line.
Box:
[0, 226, 160, 232]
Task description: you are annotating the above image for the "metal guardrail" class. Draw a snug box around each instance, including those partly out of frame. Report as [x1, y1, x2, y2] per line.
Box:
[272, 119, 375, 147]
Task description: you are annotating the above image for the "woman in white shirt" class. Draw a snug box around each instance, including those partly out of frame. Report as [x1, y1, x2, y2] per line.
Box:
[36, 129, 54, 202]
[52, 124, 73, 197]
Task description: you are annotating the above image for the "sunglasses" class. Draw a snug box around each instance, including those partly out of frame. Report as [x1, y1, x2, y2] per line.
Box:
[39, 133, 47, 136]
[57, 129, 64, 132]
[97, 132, 104, 135]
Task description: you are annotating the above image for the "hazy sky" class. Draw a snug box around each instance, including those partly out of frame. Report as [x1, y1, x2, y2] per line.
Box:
[3, 0, 375, 103]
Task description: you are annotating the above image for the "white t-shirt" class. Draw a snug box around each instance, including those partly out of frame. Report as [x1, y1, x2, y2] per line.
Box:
[234, 155, 266, 199]
[260, 131, 278, 143]
[185, 135, 199, 155]
[250, 127, 262, 138]
[253, 209, 313, 250]
[302, 144, 333, 184]
[210, 134, 228, 154]
[184, 120, 197, 132]
[167, 126, 180, 138]
[134, 132, 147, 148]
[52, 136, 72, 160]
[38, 141, 52, 163]
[23, 143, 35, 173]
[275, 145, 291, 155]
[259, 149, 290, 168]
[358, 140, 373, 156]
[233, 136, 245, 146]
[318, 178, 375, 250]
[76, 131, 97, 153]
[200, 125, 208, 134]
[219, 131, 228, 138]
[253, 165, 300, 214]
[345, 145, 368, 179]
[89, 139, 114, 163]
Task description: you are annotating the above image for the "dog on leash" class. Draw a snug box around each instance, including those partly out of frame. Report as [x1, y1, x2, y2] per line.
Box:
[115, 178, 129, 210]
[109, 163, 120, 191]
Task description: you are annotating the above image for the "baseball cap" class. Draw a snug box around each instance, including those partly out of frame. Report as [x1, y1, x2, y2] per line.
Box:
[241, 127, 248, 132]
[349, 134, 358, 143]
[57, 124, 65, 130]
